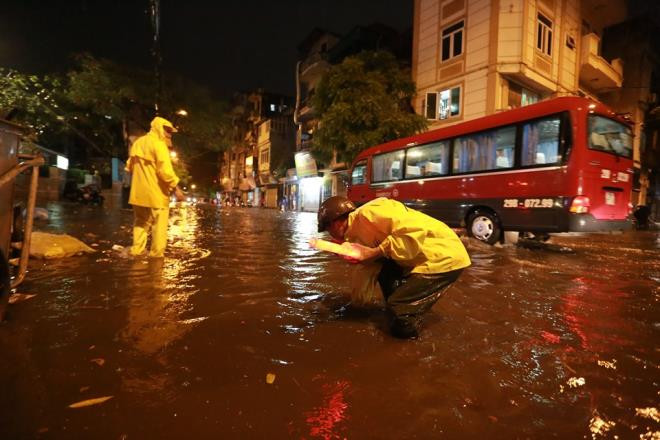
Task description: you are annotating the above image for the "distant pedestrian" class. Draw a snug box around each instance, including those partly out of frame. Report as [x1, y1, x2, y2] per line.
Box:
[125, 117, 184, 258]
[316, 196, 471, 338]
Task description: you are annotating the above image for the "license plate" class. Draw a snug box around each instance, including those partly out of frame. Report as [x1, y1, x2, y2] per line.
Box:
[605, 192, 615, 206]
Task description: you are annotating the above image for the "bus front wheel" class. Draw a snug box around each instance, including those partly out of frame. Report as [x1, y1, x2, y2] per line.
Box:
[467, 210, 501, 245]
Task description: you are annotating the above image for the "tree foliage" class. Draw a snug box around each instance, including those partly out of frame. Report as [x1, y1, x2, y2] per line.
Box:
[0, 68, 65, 141]
[1, 55, 233, 186]
[311, 50, 427, 164]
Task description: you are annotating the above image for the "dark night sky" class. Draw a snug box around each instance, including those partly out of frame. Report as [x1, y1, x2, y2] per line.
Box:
[1, 0, 413, 98]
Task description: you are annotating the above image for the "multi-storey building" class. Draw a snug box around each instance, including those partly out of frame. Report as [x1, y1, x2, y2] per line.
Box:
[219, 90, 294, 207]
[412, 0, 656, 209]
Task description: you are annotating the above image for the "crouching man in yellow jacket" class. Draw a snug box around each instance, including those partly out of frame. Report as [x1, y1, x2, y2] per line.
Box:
[126, 117, 184, 258]
[317, 196, 471, 338]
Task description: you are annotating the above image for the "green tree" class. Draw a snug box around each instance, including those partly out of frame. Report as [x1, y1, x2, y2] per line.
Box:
[311, 50, 427, 164]
[67, 54, 233, 178]
[0, 68, 66, 141]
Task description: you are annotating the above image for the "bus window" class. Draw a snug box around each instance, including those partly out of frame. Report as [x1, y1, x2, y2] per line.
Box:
[351, 160, 367, 185]
[405, 141, 449, 178]
[453, 125, 516, 173]
[588, 115, 633, 159]
[373, 150, 404, 182]
[522, 116, 561, 166]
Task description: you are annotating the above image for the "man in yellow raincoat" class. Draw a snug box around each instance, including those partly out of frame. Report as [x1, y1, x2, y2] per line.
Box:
[317, 196, 471, 338]
[126, 117, 184, 258]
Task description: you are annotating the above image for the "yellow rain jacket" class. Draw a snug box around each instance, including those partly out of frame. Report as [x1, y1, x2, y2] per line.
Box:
[126, 117, 180, 208]
[345, 198, 471, 274]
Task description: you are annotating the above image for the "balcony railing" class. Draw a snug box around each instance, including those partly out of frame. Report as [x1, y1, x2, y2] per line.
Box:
[579, 33, 623, 91]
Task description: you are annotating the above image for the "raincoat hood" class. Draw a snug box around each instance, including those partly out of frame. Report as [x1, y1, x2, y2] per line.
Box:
[128, 117, 177, 163]
[150, 116, 178, 141]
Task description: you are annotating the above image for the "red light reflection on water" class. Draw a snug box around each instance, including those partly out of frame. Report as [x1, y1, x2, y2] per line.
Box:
[304, 380, 350, 440]
[561, 276, 632, 352]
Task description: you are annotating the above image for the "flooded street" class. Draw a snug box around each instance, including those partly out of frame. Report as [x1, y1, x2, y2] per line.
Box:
[1, 201, 658, 439]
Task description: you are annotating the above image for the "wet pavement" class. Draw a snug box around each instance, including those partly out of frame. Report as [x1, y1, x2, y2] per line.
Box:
[1, 200, 658, 439]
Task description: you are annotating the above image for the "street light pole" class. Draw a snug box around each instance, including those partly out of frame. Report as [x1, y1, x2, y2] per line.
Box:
[149, 0, 162, 115]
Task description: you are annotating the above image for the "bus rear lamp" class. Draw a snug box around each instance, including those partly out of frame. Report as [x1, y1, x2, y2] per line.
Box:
[570, 196, 590, 213]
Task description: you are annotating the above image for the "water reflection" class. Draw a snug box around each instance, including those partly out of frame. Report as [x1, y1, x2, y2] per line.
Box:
[306, 379, 351, 439]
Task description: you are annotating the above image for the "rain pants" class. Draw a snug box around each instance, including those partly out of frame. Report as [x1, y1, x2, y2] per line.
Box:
[344, 198, 471, 335]
[125, 117, 179, 257]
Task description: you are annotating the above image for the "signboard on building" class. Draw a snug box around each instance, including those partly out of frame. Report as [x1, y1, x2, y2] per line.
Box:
[294, 152, 317, 178]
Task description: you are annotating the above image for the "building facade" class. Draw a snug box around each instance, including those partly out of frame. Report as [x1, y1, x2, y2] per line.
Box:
[219, 90, 295, 207]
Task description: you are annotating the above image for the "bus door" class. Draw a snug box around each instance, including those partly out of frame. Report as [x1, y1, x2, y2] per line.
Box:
[348, 159, 369, 205]
[583, 115, 633, 221]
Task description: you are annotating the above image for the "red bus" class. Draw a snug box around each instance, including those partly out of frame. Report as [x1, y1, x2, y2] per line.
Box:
[347, 97, 634, 244]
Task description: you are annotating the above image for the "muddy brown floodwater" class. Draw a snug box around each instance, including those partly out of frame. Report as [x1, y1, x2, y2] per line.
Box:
[0, 201, 658, 439]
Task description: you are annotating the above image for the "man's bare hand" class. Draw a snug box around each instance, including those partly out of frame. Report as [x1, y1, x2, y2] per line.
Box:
[342, 242, 382, 262]
[174, 187, 185, 202]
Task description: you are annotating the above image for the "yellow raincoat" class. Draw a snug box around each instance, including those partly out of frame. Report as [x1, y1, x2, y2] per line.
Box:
[125, 117, 179, 257]
[126, 117, 179, 208]
[345, 198, 471, 274]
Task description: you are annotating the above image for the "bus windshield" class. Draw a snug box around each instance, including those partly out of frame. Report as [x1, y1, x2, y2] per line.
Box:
[588, 115, 633, 159]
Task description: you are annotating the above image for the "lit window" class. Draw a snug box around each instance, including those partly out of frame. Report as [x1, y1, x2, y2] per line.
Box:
[536, 13, 553, 57]
[426, 87, 461, 120]
[439, 86, 461, 120]
[453, 126, 516, 173]
[522, 116, 561, 166]
[441, 21, 464, 62]
[260, 148, 270, 167]
[405, 141, 449, 177]
[508, 82, 540, 108]
[372, 150, 405, 182]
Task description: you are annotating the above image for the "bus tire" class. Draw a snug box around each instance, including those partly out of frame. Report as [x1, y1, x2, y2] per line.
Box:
[0, 248, 10, 321]
[467, 210, 501, 245]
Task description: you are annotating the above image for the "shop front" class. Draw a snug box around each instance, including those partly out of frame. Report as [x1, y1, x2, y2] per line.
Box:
[294, 151, 320, 212]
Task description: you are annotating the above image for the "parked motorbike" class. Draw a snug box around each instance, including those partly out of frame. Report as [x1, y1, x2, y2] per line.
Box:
[63, 182, 105, 205]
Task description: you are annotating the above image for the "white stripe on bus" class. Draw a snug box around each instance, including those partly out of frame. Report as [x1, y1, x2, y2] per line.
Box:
[368, 166, 566, 187]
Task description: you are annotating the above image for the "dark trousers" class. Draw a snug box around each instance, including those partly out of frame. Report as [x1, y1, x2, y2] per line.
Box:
[377, 259, 463, 328]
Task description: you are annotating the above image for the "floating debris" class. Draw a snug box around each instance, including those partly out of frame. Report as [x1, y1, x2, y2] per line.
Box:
[90, 358, 105, 367]
[589, 414, 615, 438]
[68, 396, 113, 408]
[266, 373, 276, 384]
[567, 377, 586, 388]
[8, 293, 36, 304]
[636, 407, 659, 423]
[179, 317, 209, 324]
[597, 359, 617, 370]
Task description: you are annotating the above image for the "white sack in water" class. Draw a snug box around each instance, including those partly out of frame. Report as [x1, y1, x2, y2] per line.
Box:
[30, 231, 96, 259]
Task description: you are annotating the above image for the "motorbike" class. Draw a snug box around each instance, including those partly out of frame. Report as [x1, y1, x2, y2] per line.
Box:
[64, 182, 105, 205]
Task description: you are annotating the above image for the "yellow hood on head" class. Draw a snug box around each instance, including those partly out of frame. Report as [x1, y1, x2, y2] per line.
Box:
[150, 116, 178, 141]
[127, 116, 177, 166]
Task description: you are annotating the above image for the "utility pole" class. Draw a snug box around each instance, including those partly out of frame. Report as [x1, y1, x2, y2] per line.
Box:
[149, 0, 162, 115]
